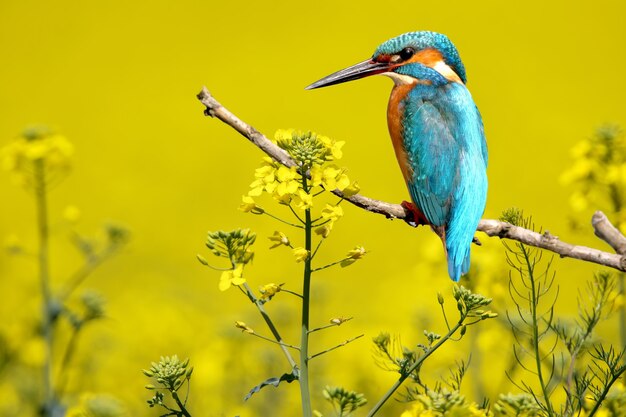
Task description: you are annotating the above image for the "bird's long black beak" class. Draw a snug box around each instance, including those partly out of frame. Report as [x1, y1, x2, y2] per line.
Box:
[305, 59, 393, 90]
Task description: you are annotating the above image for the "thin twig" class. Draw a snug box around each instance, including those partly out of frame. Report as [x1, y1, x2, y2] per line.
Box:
[249, 332, 301, 351]
[308, 317, 354, 334]
[309, 334, 364, 360]
[197, 87, 626, 273]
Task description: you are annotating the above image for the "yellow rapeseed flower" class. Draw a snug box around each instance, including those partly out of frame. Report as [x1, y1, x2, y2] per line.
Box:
[294, 189, 313, 210]
[340, 246, 366, 267]
[234, 321, 254, 333]
[293, 247, 309, 262]
[274, 128, 295, 143]
[321, 204, 343, 223]
[259, 283, 284, 300]
[315, 224, 332, 238]
[342, 181, 360, 197]
[239, 195, 264, 214]
[318, 134, 345, 160]
[268, 231, 290, 249]
[63, 205, 81, 223]
[219, 264, 245, 291]
[1, 128, 73, 187]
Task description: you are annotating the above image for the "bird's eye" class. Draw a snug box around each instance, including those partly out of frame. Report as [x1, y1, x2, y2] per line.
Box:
[399, 47, 415, 61]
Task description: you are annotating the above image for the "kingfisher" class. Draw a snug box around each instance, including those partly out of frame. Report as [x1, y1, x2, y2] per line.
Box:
[306, 31, 488, 281]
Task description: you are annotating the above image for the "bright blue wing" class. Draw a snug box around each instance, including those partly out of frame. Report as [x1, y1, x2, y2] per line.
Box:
[402, 93, 460, 228]
[401, 82, 488, 281]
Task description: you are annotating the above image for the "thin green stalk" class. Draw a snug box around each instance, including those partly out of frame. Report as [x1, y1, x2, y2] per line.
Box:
[55, 323, 82, 399]
[587, 366, 626, 417]
[299, 175, 313, 417]
[57, 247, 114, 302]
[264, 210, 304, 229]
[608, 184, 626, 381]
[309, 334, 363, 360]
[34, 159, 54, 415]
[522, 244, 555, 417]
[242, 283, 297, 370]
[366, 318, 465, 417]
[311, 257, 350, 273]
[171, 390, 192, 417]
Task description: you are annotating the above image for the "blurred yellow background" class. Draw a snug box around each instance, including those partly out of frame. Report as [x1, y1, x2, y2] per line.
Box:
[1, 0, 625, 415]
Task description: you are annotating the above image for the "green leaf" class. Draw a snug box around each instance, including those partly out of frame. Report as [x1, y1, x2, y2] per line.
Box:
[243, 371, 298, 401]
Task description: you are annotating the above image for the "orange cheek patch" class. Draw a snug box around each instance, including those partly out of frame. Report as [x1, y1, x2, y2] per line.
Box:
[409, 48, 462, 83]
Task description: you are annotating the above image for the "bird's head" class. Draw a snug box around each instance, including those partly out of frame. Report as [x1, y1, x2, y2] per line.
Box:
[306, 31, 467, 90]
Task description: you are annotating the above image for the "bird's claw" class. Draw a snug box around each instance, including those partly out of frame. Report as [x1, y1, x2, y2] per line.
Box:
[401, 201, 429, 228]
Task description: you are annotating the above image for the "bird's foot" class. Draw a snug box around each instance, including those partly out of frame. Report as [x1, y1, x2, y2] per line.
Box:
[401, 201, 429, 228]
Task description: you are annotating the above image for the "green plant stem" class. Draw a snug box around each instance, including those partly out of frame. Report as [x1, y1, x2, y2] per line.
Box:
[55, 323, 82, 399]
[57, 246, 115, 302]
[587, 366, 626, 417]
[608, 181, 626, 384]
[171, 390, 192, 417]
[366, 318, 465, 417]
[34, 159, 54, 415]
[242, 283, 297, 369]
[522, 244, 555, 417]
[299, 176, 313, 417]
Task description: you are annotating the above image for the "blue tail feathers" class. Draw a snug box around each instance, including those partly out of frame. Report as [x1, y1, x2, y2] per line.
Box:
[446, 241, 471, 282]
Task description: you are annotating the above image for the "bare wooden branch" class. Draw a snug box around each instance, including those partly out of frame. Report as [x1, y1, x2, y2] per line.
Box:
[196, 86, 626, 273]
[592, 211, 626, 255]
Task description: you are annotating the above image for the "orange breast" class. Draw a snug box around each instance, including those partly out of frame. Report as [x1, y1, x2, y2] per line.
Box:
[387, 83, 414, 184]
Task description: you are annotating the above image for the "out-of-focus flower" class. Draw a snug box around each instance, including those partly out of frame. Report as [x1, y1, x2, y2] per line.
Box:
[561, 125, 626, 233]
[3, 234, 22, 254]
[65, 393, 127, 417]
[64, 205, 81, 223]
[81, 290, 106, 321]
[1, 126, 73, 187]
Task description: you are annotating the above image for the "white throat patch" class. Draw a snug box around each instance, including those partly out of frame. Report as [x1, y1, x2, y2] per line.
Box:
[382, 72, 416, 86]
